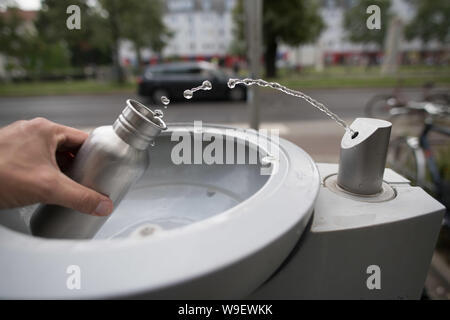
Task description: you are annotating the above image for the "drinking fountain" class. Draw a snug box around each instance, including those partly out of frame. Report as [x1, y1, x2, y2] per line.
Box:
[0, 118, 444, 299]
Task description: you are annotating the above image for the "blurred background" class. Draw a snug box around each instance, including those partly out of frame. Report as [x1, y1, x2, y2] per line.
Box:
[0, 0, 449, 299]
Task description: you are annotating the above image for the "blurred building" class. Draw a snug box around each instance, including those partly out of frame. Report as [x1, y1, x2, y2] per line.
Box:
[163, 0, 235, 57]
[280, 0, 448, 68]
[120, 0, 236, 66]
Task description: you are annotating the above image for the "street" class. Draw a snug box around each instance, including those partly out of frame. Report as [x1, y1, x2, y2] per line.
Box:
[0, 87, 423, 162]
[0, 87, 424, 128]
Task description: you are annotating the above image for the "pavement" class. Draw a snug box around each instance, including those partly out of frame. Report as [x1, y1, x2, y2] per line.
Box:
[425, 252, 450, 300]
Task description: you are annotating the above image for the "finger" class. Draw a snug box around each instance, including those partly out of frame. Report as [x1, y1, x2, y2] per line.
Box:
[50, 173, 114, 216]
[54, 124, 89, 149]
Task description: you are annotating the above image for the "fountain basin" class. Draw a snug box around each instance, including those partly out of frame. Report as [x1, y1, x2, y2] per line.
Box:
[0, 123, 320, 299]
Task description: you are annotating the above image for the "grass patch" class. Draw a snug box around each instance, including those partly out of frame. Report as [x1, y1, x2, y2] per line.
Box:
[274, 75, 450, 89]
[0, 80, 135, 97]
[0, 65, 449, 96]
[272, 65, 450, 89]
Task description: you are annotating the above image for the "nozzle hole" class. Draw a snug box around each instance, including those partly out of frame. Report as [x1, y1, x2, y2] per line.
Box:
[351, 131, 359, 139]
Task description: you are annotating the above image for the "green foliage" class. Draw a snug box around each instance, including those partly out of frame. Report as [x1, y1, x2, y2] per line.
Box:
[3, 0, 171, 82]
[232, 0, 324, 77]
[343, 0, 392, 48]
[263, 0, 324, 45]
[437, 146, 450, 182]
[0, 6, 71, 78]
[0, 6, 24, 57]
[405, 0, 450, 45]
[98, 0, 172, 80]
[120, 0, 171, 56]
[0, 80, 135, 96]
[229, 0, 245, 56]
[37, 0, 112, 66]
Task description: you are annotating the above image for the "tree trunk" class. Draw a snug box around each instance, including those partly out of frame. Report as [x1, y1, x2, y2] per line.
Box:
[109, 2, 125, 84]
[112, 38, 125, 84]
[135, 44, 143, 74]
[264, 37, 278, 78]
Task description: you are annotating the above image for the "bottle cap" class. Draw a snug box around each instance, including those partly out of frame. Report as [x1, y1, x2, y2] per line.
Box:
[113, 99, 167, 149]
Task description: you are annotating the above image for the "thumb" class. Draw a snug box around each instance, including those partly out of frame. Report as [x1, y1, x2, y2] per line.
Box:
[51, 173, 114, 216]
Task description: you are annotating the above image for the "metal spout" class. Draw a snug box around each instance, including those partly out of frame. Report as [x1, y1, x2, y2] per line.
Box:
[337, 118, 392, 195]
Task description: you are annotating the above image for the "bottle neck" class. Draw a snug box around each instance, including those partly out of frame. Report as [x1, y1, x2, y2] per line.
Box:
[113, 118, 151, 150]
[113, 99, 166, 150]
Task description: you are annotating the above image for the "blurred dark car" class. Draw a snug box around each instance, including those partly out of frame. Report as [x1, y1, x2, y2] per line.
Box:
[137, 61, 246, 103]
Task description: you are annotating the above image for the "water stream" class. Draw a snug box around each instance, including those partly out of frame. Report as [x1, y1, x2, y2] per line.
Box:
[227, 78, 356, 136]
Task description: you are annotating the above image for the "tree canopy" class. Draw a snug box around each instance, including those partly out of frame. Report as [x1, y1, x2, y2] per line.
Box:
[233, 0, 324, 77]
[17, 0, 171, 82]
[405, 0, 450, 46]
[0, 5, 71, 79]
[37, 0, 111, 67]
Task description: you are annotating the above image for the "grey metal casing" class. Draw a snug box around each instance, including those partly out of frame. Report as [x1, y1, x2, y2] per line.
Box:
[250, 163, 445, 300]
[338, 118, 392, 195]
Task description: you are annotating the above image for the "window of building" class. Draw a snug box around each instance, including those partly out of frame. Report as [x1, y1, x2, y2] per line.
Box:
[202, 0, 212, 11]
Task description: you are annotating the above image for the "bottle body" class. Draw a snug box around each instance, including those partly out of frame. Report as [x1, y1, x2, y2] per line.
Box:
[30, 126, 149, 239]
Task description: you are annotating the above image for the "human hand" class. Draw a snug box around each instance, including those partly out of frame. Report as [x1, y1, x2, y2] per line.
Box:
[0, 118, 113, 216]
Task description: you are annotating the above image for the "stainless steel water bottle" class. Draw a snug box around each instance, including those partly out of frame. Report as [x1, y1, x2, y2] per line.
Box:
[30, 99, 167, 239]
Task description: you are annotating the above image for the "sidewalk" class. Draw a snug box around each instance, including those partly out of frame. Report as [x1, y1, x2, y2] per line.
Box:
[228, 119, 348, 163]
[81, 118, 348, 163]
[425, 252, 450, 300]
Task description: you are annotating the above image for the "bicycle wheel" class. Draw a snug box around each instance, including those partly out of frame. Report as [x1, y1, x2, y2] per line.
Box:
[427, 92, 450, 106]
[365, 94, 397, 119]
[387, 137, 421, 183]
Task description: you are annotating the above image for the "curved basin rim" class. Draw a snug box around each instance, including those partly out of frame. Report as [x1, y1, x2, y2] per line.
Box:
[0, 123, 320, 299]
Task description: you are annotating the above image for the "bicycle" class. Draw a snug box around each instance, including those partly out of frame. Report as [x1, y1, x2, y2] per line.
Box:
[365, 82, 450, 120]
[387, 101, 450, 225]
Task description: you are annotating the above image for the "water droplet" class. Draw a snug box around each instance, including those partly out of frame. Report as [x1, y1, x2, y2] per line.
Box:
[150, 140, 155, 147]
[227, 79, 236, 89]
[154, 109, 164, 118]
[140, 226, 156, 236]
[269, 82, 281, 89]
[202, 80, 212, 90]
[183, 89, 193, 99]
[206, 190, 216, 197]
[131, 223, 162, 238]
[257, 79, 268, 87]
[161, 96, 170, 106]
[261, 155, 277, 167]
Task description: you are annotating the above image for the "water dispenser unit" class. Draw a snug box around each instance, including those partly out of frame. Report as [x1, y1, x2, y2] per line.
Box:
[0, 120, 445, 299]
[250, 118, 444, 299]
